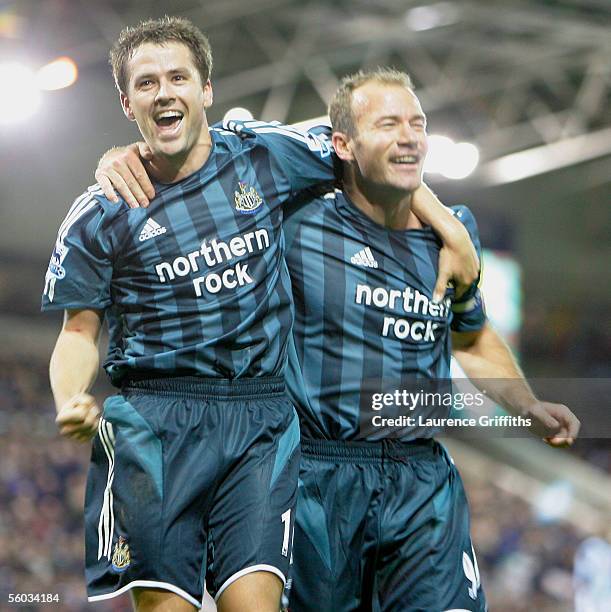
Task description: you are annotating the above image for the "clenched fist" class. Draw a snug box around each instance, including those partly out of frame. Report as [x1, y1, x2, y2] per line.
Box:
[56, 393, 101, 442]
[524, 400, 581, 447]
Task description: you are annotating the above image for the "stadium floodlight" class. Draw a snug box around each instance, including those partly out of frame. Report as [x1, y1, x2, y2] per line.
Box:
[404, 2, 460, 32]
[442, 142, 479, 179]
[423, 134, 455, 175]
[0, 62, 41, 126]
[424, 134, 479, 180]
[37, 57, 78, 91]
[223, 107, 254, 123]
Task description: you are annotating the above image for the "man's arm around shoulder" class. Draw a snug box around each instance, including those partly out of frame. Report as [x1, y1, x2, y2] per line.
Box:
[411, 184, 480, 302]
[50, 309, 104, 442]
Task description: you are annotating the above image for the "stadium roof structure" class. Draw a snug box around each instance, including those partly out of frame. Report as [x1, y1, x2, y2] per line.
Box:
[2, 0, 610, 179]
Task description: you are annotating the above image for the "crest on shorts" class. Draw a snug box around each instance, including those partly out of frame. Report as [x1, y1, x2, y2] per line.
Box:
[234, 181, 263, 214]
[111, 536, 131, 572]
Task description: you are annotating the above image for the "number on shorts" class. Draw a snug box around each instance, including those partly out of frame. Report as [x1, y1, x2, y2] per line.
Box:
[281, 509, 291, 557]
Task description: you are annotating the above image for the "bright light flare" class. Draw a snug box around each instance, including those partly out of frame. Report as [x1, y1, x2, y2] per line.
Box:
[424, 134, 479, 179]
[37, 57, 78, 91]
[443, 142, 479, 179]
[0, 62, 41, 125]
[423, 135, 454, 174]
[405, 2, 460, 32]
[223, 107, 254, 123]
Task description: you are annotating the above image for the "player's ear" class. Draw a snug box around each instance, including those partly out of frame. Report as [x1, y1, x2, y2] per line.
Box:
[120, 92, 136, 121]
[203, 80, 213, 109]
[332, 131, 354, 162]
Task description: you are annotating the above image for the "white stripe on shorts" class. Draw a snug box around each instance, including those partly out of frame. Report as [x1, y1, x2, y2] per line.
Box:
[97, 418, 116, 560]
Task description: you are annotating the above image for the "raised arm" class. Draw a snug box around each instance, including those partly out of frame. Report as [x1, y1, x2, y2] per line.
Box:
[96, 117, 336, 208]
[452, 323, 580, 447]
[411, 184, 480, 302]
[50, 308, 104, 442]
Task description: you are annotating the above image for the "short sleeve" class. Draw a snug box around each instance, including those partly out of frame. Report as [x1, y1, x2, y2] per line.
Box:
[42, 187, 114, 311]
[220, 119, 337, 194]
[449, 205, 487, 332]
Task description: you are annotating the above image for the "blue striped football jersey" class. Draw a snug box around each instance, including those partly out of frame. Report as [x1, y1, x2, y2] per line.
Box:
[283, 190, 486, 441]
[42, 123, 335, 385]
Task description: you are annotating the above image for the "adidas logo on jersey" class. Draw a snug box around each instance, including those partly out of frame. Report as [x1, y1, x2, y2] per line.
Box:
[351, 247, 378, 269]
[139, 218, 167, 242]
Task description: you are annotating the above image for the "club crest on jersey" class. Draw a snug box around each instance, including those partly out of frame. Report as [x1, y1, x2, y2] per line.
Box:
[234, 182, 263, 214]
[111, 536, 131, 572]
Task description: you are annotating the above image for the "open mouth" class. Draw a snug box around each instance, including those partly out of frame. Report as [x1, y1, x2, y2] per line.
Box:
[391, 154, 419, 166]
[154, 110, 184, 133]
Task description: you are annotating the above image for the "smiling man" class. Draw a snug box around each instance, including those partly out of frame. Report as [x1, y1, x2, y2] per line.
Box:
[278, 69, 579, 611]
[42, 16, 338, 612]
[274, 69, 490, 612]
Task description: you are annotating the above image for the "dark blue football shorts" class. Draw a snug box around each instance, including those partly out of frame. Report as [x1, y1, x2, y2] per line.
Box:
[84, 376, 300, 607]
[286, 438, 486, 612]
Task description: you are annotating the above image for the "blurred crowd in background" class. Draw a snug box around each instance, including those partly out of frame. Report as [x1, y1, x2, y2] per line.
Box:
[521, 302, 611, 379]
[1, 356, 609, 611]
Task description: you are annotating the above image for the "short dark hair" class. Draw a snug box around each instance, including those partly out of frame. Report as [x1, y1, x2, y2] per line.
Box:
[110, 15, 213, 94]
[329, 68, 415, 137]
